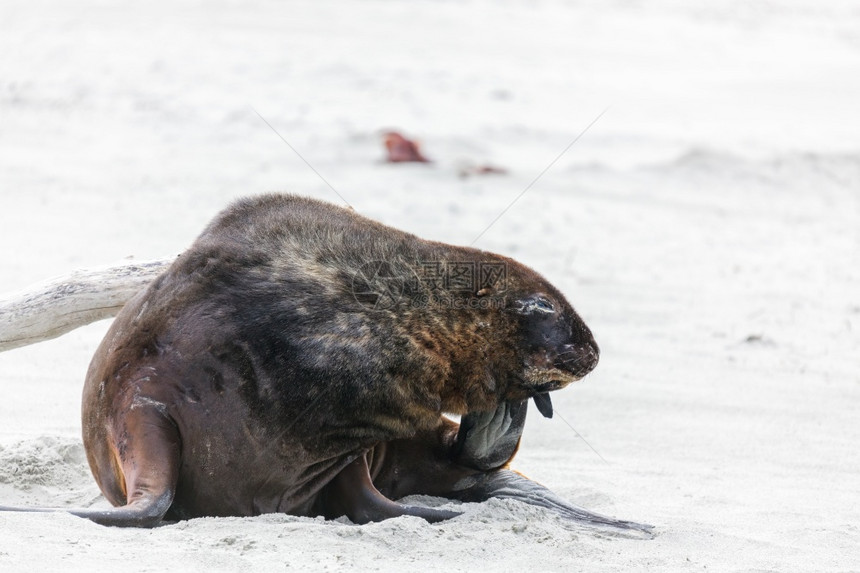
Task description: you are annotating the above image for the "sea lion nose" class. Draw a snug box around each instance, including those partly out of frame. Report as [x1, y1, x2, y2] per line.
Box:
[580, 341, 599, 376]
[557, 341, 599, 377]
[588, 339, 600, 362]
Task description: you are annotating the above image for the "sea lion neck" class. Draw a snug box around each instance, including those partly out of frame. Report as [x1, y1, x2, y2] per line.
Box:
[380, 244, 520, 415]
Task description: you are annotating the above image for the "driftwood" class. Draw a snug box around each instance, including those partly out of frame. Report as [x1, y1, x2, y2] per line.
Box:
[0, 258, 173, 352]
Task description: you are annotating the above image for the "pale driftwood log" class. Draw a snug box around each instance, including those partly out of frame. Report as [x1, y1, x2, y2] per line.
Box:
[0, 258, 174, 352]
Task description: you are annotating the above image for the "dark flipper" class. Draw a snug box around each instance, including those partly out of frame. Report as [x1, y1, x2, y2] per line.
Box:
[0, 405, 180, 528]
[322, 454, 461, 524]
[450, 469, 654, 537]
[451, 400, 528, 471]
[532, 393, 553, 418]
[0, 493, 174, 528]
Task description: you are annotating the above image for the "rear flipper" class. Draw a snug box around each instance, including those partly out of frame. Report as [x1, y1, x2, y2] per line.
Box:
[0, 493, 173, 528]
[450, 469, 654, 537]
[0, 405, 180, 528]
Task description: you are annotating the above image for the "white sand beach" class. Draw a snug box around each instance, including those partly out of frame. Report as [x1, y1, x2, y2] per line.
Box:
[1, 1, 858, 570]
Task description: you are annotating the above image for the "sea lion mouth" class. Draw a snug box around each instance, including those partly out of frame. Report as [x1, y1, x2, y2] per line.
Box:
[520, 373, 576, 419]
[521, 366, 579, 391]
[516, 368, 579, 419]
[532, 380, 564, 394]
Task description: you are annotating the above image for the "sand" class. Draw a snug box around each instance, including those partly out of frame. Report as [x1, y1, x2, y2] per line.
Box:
[1, 1, 858, 571]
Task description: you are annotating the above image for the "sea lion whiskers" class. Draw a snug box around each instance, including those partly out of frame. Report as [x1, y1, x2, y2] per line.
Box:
[554, 352, 595, 368]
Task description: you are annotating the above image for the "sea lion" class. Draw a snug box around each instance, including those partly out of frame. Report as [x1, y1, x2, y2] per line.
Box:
[0, 194, 651, 534]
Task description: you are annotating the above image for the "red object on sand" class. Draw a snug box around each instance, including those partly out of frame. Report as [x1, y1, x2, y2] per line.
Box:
[383, 131, 431, 163]
[458, 164, 508, 178]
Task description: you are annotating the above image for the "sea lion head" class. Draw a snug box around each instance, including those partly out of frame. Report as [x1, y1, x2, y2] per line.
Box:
[496, 270, 599, 417]
[345, 242, 598, 419]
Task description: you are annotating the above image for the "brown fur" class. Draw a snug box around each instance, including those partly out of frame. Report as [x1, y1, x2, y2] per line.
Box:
[73, 194, 600, 523]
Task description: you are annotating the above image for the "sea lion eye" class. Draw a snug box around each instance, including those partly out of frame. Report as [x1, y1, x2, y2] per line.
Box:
[519, 296, 554, 314]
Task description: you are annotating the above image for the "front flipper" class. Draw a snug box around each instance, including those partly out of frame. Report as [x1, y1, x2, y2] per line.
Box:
[322, 454, 461, 524]
[450, 469, 654, 537]
[451, 400, 528, 471]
